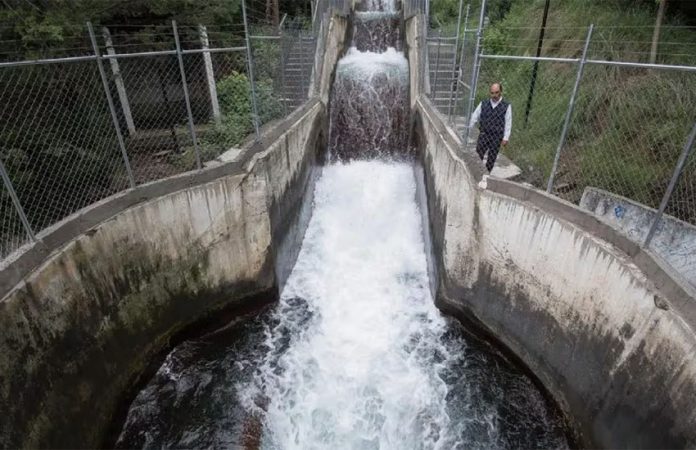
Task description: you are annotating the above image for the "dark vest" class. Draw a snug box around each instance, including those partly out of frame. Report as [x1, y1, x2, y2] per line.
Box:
[480, 99, 508, 136]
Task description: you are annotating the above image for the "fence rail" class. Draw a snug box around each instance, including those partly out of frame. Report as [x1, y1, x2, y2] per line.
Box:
[0, 0, 327, 262]
[404, 0, 428, 20]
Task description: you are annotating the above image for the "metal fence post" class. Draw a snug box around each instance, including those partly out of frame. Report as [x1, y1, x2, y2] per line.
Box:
[242, 0, 262, 141]
[432, 31, 443, 100]
[463, 0, 487, 145]
[199, 25, 222, 125]
[449, 23, 470, 123]
[301, 31, 308, 98]
[87, 22, 137, 188]
[447, 1, 468, 121]
[103, 27, 136, 136]
[172, 21, 202, 170]
[643, 122, 696, 247]
[278, 21, 289, 115]
[546, 24, 594, 193]
[0, 159, 35, 242]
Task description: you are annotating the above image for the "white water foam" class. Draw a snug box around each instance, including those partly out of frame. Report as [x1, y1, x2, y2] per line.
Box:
[364, 0, 397, 13]
[337, 46, 408, 80]
[240, 161, 465, 449]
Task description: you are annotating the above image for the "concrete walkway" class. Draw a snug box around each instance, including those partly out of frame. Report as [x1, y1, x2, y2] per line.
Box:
[447, 113, 522, 180]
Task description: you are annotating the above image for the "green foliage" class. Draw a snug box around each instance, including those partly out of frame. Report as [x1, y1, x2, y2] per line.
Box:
[217, 71, 282, 122]
[0, 63, 123, 230]
[251, 37, 282, 81]
[172, 70, 283, 167]
[472, 0, 696, 222]
[430, 0, 512, 32]
[0, 0, 243, 58]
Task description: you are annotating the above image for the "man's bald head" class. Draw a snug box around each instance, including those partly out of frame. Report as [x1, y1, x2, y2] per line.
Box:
[490, 83, 502, 102]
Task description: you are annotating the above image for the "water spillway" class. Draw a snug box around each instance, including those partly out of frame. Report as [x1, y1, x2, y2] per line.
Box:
[115, 4, 571, 449]
[329, 5, 408, 161]
[328, 48, 410, 160]
[2, 4, 694, 448]
[353, 12, 402, 52]
[116, 162, 569, 448]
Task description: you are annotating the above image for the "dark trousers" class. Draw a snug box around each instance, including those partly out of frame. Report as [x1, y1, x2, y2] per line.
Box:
[476, 131, 503, 172]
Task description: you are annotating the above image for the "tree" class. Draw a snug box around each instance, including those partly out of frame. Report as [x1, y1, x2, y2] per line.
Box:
[0, 0, 243, 58]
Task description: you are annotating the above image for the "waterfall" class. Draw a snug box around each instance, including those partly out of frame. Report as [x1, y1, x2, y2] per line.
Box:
[329, 48, 410, 160]
[353, 12, 402, 52]
[328, 2, 410, 160]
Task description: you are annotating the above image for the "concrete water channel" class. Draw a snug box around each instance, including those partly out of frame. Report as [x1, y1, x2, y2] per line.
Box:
[1, 3, 695, 449]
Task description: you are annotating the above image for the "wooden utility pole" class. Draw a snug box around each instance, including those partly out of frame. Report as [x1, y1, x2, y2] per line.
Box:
[524, 0, 550, 126]
[266, 0, 280, 27]
[650, 0, 667, 64]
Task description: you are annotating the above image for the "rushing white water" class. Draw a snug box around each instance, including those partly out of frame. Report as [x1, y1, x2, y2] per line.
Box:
[363, 0, 397, 12]
[329, 47, 410, 159]
[241, 162, 461, 449]
[337, 46, 408, 78]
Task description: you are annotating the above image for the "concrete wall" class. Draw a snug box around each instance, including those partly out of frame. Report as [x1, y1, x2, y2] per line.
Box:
[581, 187, 696, 290]
[0, 99, 326, 449]
[312, 14, 350, 106]
[404, 13, 425, 109]
[415, 95, 696, 448]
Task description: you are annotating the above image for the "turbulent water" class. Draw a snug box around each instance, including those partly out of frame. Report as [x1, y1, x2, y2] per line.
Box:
[116, 2, 572, 448]
[116, 162, 570, 449]
[353, 12, 402, 52]
[329, 48, 410, 160]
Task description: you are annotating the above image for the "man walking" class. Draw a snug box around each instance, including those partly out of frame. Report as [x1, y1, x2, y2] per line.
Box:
[468, 82, 512, 172]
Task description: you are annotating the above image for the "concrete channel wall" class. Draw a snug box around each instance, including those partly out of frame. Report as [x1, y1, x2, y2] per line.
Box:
[0, 100, 325, 449]
[580, 187, 696, 290]
[414, 94, 696, 448]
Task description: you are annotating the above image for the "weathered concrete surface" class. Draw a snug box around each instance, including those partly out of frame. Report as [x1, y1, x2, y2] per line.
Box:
[248, 101, 327, 288]
[405, 13, 425, 109]
[464, 130, 522, 179]
[581, 187, 696, 290]
[0, 99, 326, 449]
[312, 14, 350, 106]
[416, 96, 696, 448]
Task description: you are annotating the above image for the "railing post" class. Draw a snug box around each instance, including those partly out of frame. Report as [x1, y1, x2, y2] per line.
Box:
[102, 26, 136, 136]
[643, 122, 696, 248]
[199, 25, 222, 125]
[463, 0, 487, 145]
[242, 0, 262, 140]
[432, 31, 443, 100]
[278, 18, 289, 114]
[447, 1, 468, 121]
[87, 22, 136, 188]
[172, 21, 202, 170]
[0, 159, 35, 242]
[301, 31, 308, 98]
[546, 24, 593, 193]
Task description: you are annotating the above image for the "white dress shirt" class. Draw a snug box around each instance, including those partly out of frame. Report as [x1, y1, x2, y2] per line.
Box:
[469, 98, 512, 141]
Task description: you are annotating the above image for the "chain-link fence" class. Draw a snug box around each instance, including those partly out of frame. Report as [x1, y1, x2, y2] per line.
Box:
[423, 1, 696, 285]
[0, 59, 132, 235]
[404, 0, 428, 20]
[426, 0, 482, 136]
[667, 138, 696, 226]
[0, 1, 323, 261]
[554, 64, 696, 215]
[466, 42, 696, 230]
[473, 57, 574, 187]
